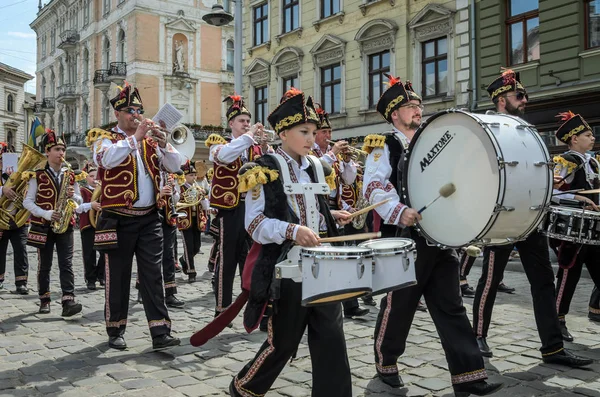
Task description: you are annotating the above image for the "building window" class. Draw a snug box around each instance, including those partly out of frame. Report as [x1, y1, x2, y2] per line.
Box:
[421, 37, 448, 98]
[254, 85, 268, 124]
[586, 0, 600, 49]
[321, 0, 340, 19]
[83, 0, 90, 25]
[103, 0, 110, 15]
[6, 130, 14, 152]
[102, 97, 111, 124]
[50, 28, 56, 51]
[320, 63, 341, 114]
[6, 94, 14, 113]
[83, 49, 89, 81]
[368, 51, 389, 108]
[118, 30, 125, 62]
[282, 0, 299, 34]
[41, 77, 47, 99]
[226, 40, 234, 71]
[50, 72, 56, 97]
[282, 75, 298, 97]
[82, 104, 89, 132]
[41, 35, 47, 58]
[506, 0, 539, 65]
[253, 3, 268, 47]
[103, 38, 110, 69]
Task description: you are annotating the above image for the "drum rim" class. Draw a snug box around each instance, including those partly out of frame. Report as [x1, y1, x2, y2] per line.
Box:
[358, 237, 416, 253]
[546, 206, 600, 219]
[541, 231, 600, 245]
[301, 246, 373, 255]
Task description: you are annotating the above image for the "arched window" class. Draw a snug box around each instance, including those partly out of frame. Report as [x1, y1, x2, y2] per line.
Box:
[82, 103, 89, 132]
[103, 37, 111, 69]
[6, 130, 14, 151]
[118, 30, 126, 62]
[41, 77, 47, 99]
[6, 94, 14, 112]
[226, 40, 234, 72]
[59, 63, 65, 86]
[83, 49, 90, 81]
[50, 71, 56, 97]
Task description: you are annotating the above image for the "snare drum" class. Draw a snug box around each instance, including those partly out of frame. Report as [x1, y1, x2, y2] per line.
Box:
[539, 206, 600, 245]
[404, 110, 552, 248]
[300, 246, 373, 306]
[358, 238, 417, 295]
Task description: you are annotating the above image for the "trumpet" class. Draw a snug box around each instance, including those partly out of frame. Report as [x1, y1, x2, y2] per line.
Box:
[133, 118, 167, 142]
[326, 140, 369, 157]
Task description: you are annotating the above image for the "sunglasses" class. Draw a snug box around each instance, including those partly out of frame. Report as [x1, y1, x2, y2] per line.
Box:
[507, 92, 528, 101]
[121, 108, 145, 115]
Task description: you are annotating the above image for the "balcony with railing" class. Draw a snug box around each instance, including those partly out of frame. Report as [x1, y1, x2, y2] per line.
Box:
[64, 133, 87, 147]
[56, 83, 78, 104]
[58, 30, 80, 52]
[41, 98, 55, 112]
[93, 69, 111, 93]
[109, 62, 127, 85]
[34, 102, 44, 116]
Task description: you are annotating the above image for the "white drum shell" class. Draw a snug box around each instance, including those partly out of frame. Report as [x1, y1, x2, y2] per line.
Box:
[405, 110, 552, 248]
[300, 246, 373, 306]
[358, 238, 417, 295]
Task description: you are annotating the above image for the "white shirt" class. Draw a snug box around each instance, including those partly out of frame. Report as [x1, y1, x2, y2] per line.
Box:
[93, 126, 182, 207]
[244, 148, 326, 245]
[552, 150, 600, 202]
[23, 166, 83, 221]
[76, 184, 95, 214]
[312, 142, 357, 185]
[209, 133, 256, 165]
[362, 127, 410, 227]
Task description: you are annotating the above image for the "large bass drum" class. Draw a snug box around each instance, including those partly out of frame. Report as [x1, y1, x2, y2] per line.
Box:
[403, 110, 552, 248]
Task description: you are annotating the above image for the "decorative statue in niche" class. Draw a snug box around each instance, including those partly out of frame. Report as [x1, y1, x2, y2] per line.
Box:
[173, 40, 186, 73]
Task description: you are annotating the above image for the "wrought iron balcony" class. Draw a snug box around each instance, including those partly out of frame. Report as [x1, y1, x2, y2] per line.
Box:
[93, 69, 111, 93]
[58, 30, 79, 51]
[41, 97, 55, 112]
[64, 133, 87, 147]
[57, 83, 78, 104]
[109, 62, 127, 84]
[34, 102, 44, 115]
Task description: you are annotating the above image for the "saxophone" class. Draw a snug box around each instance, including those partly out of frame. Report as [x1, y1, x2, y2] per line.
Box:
[51, 161, 79, 234]
[89, 180, 102, 229]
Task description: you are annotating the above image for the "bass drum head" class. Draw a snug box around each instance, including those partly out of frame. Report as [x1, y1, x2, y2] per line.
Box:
[405, 111, 500, 247]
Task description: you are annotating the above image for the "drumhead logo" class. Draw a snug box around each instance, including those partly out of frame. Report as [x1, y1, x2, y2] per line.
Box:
[420, 131, 454, 172]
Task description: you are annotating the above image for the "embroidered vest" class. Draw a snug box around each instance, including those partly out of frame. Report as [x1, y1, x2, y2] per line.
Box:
[79, 186, 93, 230]
[30, 168, 76, 226]
[558, 153, 600, 205]
[176, 183, 205, 230]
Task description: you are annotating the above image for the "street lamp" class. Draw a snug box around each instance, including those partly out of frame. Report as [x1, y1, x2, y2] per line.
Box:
[203, 1, 242, 94]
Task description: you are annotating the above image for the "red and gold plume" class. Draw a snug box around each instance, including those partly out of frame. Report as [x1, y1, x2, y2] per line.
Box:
[556, 111, 576, 122]
[501, 67, 516, 85]
[282, 87, 302, 101]
[384, 73, 401, 87]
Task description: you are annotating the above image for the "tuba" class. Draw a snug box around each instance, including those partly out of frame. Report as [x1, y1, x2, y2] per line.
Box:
[51, 161, 79, 234]
[0, 144, 47, 230]
[89, 180, 102, 229]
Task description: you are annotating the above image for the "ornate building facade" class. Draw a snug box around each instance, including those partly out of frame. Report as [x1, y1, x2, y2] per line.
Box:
[0, 63, 34, 154]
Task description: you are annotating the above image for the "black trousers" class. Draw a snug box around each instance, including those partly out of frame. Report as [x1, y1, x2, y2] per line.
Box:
[162, 220, 178, 296]
[81, 227, 105, 284]
[37, 228, 75, 304]
[179, 215, 201, 277]
[590, 286, 600, 314]
[555, 245, 600, 321]
[103, 211, 171, 338]
[232, 280, 352, 397]
[472, 231, 563, 355]
[0, 226, 29, 287]
[214, 205, 251, 313]
[459, 250, 476, 284]
[373, 229, 486, 385]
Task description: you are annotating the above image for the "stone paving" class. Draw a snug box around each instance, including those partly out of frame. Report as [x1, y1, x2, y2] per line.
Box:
[1, 235, 600, 397]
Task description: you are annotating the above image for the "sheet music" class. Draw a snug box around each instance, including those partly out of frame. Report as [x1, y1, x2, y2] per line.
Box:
[152, 103, 184, 131]
[2, 153, 18, 175]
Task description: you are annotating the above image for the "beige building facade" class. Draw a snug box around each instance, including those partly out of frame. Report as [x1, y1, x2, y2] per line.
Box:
[0, 63, 34, 154]
[30, 0, 235, 166]
[242, 0, 474, 139]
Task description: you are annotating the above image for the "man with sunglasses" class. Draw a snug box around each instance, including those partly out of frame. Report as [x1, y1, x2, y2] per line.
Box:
[470, 69, 592, 369]
[88, 83, 182, 351]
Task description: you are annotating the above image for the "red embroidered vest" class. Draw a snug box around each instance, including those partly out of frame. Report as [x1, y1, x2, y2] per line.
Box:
[30, 169, 76, 226]
[177, 183, 205, 230]
[79, 186, 93, 230]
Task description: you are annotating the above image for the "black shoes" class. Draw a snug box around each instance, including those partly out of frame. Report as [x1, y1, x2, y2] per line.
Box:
[497, 282, 515, 294]
[461, 284, 475, 298]
[152, 334, 181, 350]
[362, 295, 377, 306]
[166, 295, 185, 308]
[0, 281, 3, 289]
[16, 285, 29, 295]
[99, 279, 106, 287]
[477, 337, 493, 358]
[542, 348, 593, 368]
[188, 275, 196, 283]
[588, 312, 600, 323]
[376, 371, 403, 388]
[229, 380, 241, 397]
[62, 300, 82, 317]
[559, 322, 574, 342]
[416, 299, 427, 312]
[39, 302, 50, 314]
[454, 381, 503, 396]
[87, 282, 97, 291]
[137, 292, 143, 303]
[108, 336, 127, 350]
[344, 306, 370, 318]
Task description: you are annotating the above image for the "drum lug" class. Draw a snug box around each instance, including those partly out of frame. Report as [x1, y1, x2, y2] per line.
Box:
[311, 260, 319, 279]
[357, 259, 365, 279]
[534, 160, 554, 168]
[402, 253, 410, 272]
[494, 204, 515, 213]
[505, 237, 517, 243]
[516, 124, 527, 130]
[487, 122, 500, 128]
[499, 159, 519, 168]
[530, 205, 545, 211]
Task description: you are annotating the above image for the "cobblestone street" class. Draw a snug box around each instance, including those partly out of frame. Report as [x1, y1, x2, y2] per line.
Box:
[1, 235, 600, 397]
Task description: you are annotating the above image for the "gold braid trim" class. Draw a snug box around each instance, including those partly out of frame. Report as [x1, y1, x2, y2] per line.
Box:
[238, 166, 280, 193]
[491, 84, 513, 100]
[362, 134, 386, 154]
[75, 171, 88, 182]
[325, 167, 337, 191]
[205, 134, 227, 148]
[275, 113, 303, 132]
[21, 171, 36, 181]
[86, 128, 114, 147]
[175, 173, 186, 186]
[561, 125, 586, 142]
[385, 95, 404, 119]
[553, 155, 577, 175]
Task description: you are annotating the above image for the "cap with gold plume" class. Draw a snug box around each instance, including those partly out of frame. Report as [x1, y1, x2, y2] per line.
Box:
[555, 111, 592, 143]
[110, 81, 143, 111]
[376, 74, 410, 123]
[181, 159, 197, 175]
[268, 88, 319, 134]
[40, 128, 66, 150]
[486, 68, 527, 102]
[223, 94, 251, 123]
[314, 103, 332, 130]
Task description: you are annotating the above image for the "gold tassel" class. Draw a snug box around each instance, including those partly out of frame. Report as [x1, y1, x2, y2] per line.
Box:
[362, 134, 386, 154]
[75, 171, 88, 182]
[21, 171, 36, 181]
[176, 173, 186, 186]
[238, 166, 280, 192]
[86, 128, 113, 147]
[205, 134, 227, 148]
[257, 170, 268, 185]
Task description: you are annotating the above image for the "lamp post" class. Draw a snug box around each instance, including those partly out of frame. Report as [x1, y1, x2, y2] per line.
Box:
[203, 1, 242, 94]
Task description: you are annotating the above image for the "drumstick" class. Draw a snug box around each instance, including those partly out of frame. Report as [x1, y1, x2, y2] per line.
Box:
[576, 188, 600, 195]
[554, 163, 584, 186]
[319, 232, 381, 243]
[417, 183, 456, 214]
[347, 199, 391, 220]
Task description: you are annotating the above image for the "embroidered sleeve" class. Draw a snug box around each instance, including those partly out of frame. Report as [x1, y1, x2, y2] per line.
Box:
[209, 134, 255, 165]
[94, 137, 134, 169]
[551, 155, 577, 203]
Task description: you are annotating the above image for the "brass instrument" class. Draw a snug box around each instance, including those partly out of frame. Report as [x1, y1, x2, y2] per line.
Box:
[0, 144, 47, 230]
[89, 180, 102, 229]
[175, 182, 204, 210]
[326, 139, 369, 161]
[351, 185, 369, 230]
[51, 161, 79, 234]
[133, 119, 196, 162]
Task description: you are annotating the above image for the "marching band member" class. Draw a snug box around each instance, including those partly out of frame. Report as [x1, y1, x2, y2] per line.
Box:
[75, 162, 105, 290]
[363, 75, 501, 395]
[0, 143, 30, 294]
[24, 130, 83, 317]
[458, 246, 480, 297]
[88, 82, 181, 350]
[551, 111, 600, 341]
[470, 70, 591, 368]
[207, 94, 263, 318]
[230, 87, 353, 397]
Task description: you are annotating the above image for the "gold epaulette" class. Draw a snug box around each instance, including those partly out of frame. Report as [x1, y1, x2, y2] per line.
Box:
[238, 165, 279, 193]
[175, 173, 186, 186]
[207, 168, 214, 180]
[205, 134, 227, 148]
[362, 134, 386, 154]
[553, 155, 577, 175]
[75, 171, 88, 182]
[86, 128, 114, 147]
[325, 167, 337, 191]
[21, 171, 36, 181]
